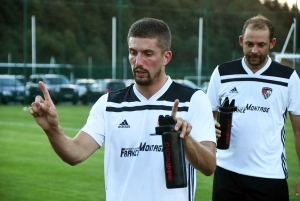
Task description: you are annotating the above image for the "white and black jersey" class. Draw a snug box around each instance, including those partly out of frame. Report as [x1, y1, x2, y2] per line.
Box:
[207, 56, 300, 179]
[81, 77, 216, 201]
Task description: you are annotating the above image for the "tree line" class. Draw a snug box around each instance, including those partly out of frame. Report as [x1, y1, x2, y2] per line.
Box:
[0, 0, 298, 81]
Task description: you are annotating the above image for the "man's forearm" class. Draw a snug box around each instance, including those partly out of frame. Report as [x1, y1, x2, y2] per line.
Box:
[45, 126, 84, 166]
[183, 135, 216, 176]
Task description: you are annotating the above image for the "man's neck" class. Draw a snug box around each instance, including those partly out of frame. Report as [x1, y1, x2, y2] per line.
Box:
[245, 57, 268, 74]
[135, 75, 168, 100]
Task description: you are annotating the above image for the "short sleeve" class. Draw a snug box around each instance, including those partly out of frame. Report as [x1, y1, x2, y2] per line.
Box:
[81, 94, 108, 146]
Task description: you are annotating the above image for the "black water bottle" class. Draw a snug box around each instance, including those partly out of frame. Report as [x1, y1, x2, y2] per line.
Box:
[217, 97, 237, 150]
[155, 115, 187, 189]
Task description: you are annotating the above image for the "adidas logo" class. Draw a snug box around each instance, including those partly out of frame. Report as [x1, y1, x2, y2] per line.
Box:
[118, 120, 130, 128]
[229, 87, 238, 93]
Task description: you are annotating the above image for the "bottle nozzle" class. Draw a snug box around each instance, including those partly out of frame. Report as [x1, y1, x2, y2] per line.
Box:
[229, 99, 235, 107]
[219, 97, 237, 112]
[221, 97, 229, 107]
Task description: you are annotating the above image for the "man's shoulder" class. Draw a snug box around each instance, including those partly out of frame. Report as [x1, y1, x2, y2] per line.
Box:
[107, 85, 138, 103]
[261, 60, 295, 79]
[157, 81, 201, 102]
[218, 58, 246, 76]
[219, 58, 242, 67]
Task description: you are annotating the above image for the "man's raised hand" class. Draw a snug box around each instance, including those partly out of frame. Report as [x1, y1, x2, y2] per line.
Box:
[171, 99, 192, 139]
[171, 99, 179, 118]
[28, 81, 59, 133]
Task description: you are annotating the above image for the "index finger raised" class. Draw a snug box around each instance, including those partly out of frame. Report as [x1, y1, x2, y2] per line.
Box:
[171, 99, 179, 117]
[39, 81, 52, 101]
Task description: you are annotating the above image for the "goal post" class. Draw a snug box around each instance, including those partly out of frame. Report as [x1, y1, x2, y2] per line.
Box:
[274, 53, 300, 63]
[273, 53, 300, 74]
[274, 53, 300, 70]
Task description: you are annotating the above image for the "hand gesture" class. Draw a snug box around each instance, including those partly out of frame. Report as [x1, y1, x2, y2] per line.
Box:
[171, 99, 192, 139]
[28, 81, 59, 133]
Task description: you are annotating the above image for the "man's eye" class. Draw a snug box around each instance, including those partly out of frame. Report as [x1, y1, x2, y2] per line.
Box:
[130, 51, 137, 56]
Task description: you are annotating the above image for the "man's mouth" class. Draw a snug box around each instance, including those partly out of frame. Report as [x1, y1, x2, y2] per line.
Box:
[249, 55, 260, 61]
[134, 69, 147, 77]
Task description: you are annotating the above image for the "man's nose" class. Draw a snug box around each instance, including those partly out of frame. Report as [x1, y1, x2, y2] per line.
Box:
[135, 53, 143, 66]
[251, 45, 258, 53]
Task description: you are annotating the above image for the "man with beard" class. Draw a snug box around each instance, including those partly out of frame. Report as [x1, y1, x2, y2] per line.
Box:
[28, 18, 216, 201]
[206, 14, 300, 201]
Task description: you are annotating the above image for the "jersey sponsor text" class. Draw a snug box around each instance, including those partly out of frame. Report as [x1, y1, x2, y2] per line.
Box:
[235, 104, 270, 113]
[245, 104, 270, 113]
[120, 142, 163, 157]
[139, 142, 163, 152]
[120, 148, 139, 157]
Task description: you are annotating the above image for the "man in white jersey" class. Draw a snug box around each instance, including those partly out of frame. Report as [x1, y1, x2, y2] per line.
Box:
[207, 14, 300, 201]
[28, 18, 216, 201]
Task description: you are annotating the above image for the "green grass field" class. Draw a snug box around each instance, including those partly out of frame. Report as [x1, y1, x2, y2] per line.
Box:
[0, 105, 299, 201]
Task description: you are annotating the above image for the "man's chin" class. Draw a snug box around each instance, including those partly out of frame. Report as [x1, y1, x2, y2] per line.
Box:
[135, 78, 151, 86]
[249, 62, 260, 67]
[248, 58, 262, 67]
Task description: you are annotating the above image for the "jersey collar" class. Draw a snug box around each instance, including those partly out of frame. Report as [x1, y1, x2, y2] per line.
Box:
[133, 76, 172, 102]
[242, 55, 272, 75]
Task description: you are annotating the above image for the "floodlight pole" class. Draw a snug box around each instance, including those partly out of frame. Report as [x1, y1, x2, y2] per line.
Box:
[8, 53, 11, 74]
[123, 57, 127, 79]
[23, 0, 28, 80]
[88, 56, 92, 79]
[32, 15, 36, 75]
[112, 17, 116, 80]
[50, 56, 55, 74]
[293, 18, 297, 69]
[117, 0, 123, 79]
[197, 17, 203, 87]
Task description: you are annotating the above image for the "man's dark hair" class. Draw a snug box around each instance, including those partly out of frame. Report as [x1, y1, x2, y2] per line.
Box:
[241, 14, 274, 41]
[127, 18, 171, 53]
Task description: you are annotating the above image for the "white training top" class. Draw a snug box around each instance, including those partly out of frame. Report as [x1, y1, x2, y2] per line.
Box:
[81, 77, 216, 201]
[207, 56, 300, 179]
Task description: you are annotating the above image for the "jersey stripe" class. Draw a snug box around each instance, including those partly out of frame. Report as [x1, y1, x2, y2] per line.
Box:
[106, 105, 189, 112]
[281, 153, 288, 178]
[221, 77, 288, 86]
[187, 164, 195, 201]
[281, 112, 288, 178]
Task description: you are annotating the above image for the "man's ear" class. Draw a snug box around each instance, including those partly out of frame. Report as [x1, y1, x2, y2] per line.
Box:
[163, 51, 172, 66]
[270, 38, 276, 50]
[239, 35, 243, 47]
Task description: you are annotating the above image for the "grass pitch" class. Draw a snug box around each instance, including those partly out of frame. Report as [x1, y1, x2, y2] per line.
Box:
[0, 105, 299, 201]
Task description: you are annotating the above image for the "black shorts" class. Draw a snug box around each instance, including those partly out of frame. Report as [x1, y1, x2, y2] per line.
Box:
[212, 166, 289, 201]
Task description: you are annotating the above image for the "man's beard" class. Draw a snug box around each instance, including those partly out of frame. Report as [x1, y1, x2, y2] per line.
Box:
[133, 68, 162, 86]
[246, 54, 267, 67]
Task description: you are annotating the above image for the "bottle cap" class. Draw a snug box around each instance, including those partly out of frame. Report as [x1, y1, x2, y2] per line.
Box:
[219, 97, 237, 112]
[153, 115, 177, 135]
